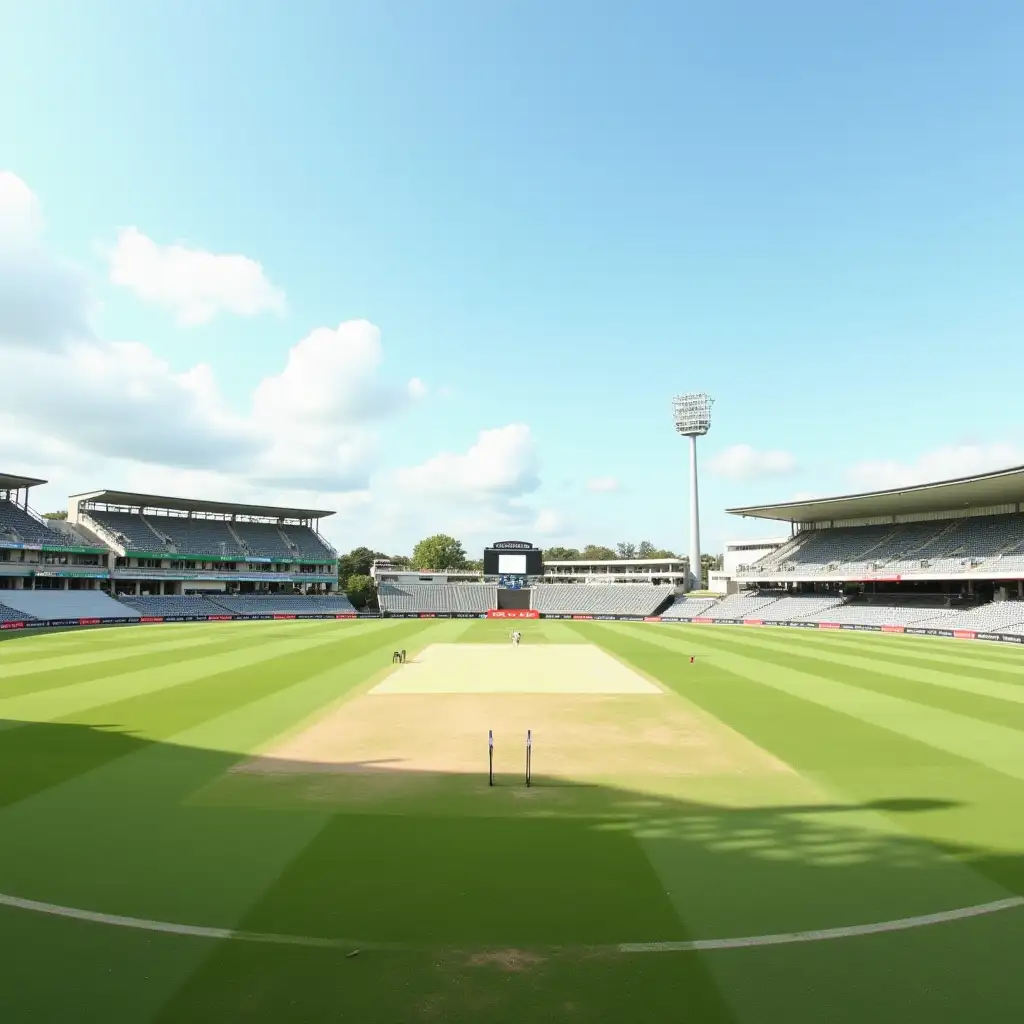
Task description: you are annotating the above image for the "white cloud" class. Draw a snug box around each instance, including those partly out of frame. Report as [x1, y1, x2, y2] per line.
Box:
[0, 173, 559, 556]
[0, 171, 94, 349]
[846, 443, 1024, 492]
[0, 171, 42, 247]
[392, 424, 540, 501]
[108, 226, 286, 325]
[708, 444, 797, 480]
[586, 476, 620, 493]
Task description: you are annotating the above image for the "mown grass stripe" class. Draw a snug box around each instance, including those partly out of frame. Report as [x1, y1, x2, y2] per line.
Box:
[695, 628, 1024, 706]
[0, 636, 341, 724]
[612, 622, 1024, 782]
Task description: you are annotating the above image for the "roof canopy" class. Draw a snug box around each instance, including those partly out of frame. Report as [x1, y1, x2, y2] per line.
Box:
[0, 472, 47, 490]
[728, 464, 1024, 523]
[71, 489, 334, 520]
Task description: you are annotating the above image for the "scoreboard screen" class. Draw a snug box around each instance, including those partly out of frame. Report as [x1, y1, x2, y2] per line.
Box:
[498, 553, 527, 575]
[484, 540, 542, 577]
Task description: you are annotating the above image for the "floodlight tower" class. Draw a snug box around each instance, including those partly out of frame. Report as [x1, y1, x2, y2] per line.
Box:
[672, 393, 714, 591]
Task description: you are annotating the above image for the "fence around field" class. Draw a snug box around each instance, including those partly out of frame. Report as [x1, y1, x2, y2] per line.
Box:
[2, 610, 1024, 645]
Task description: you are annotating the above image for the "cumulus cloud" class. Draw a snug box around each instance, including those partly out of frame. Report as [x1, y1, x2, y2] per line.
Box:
[392, 424, 540, 501]
[108, 226, 286, 325]
[846, 443, 1024, 492]
[586, 476, 620, 493]
[0, 171, 94, 349]
[708, 444, 797, 480]
[0, 172, 555, 554]
[0, 176, 420, 500]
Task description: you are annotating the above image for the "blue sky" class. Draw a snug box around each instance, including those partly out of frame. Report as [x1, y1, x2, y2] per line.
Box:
[2, 0, 1023, 556]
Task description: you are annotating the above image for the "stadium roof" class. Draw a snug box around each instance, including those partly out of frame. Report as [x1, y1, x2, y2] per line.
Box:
[70, 489, 334, 520]
[727, 464, 1024, 523]
[0, 472, 47, 490]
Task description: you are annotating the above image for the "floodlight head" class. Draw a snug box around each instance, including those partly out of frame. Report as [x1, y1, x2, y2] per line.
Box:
[672, 393, 714, 436]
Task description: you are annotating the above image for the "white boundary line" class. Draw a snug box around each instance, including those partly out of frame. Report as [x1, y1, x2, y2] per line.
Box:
[618, 896, 1024, 952]
[2, 890, 1021, 955]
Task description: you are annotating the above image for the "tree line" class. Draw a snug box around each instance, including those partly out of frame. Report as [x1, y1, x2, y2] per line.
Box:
[337, 534, 723, 609]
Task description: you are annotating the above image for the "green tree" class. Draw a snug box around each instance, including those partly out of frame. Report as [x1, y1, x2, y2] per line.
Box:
[42, 511, 67, 520]
[412, 534, 467, 571]
[636, 540, 656, 559]
[616, 542, 637, 559]
[543, 546, 582, 561]
[343, 573, 376, 609]
[580, 544, 617, 560]
[337, 546, 387, 583]
[647, 548, 679, 560]
[700, 553, 723, 588]
[388, 554, 413, 569]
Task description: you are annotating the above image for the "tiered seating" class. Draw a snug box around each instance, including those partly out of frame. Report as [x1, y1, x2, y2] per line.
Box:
[378, 584, 496, 614]
[0, 601, 37, 622]
[116, 595, 228, 617]
[0, 500, 58, 545]
[705, 593, 782, 620]
[88, 511, 168, 552]
[232, 522, 293, 559]
[748, 512, 1024, 579]
[758, 594, 847, 620]
[660, 597, 720, 620]
[152, 517, 244, 557]
[912, 602, 1024, 632]
[530, 584, 666, 616]
[280, 525, 335, 560]
[0, 591, 139, 620]
[213, 594, 356, 615]
[802, 604, 959, 627]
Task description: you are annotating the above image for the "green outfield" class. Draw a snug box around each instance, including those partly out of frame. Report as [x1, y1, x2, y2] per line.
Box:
[2, 617, 1024, 1022]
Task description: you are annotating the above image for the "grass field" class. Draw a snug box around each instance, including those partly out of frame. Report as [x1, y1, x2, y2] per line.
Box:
[2, 617, 1024, 1022]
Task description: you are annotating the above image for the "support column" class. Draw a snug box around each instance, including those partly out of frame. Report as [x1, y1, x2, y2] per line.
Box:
[688, 433, 701, 592]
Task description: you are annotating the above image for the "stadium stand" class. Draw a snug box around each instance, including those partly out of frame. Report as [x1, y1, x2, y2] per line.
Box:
[280, 525, 336, 560]
[378, 583, 497, 615]
[530, 584, 666, 616]
[801, 603, 960, 627]
[213, 594, 356, 615]
[745, 513, 1024, 580]
[88, 510, 169, 552]
[0, 500, 58, 546]
[0, 601, 37, 622]
[0, 591, 140, 620]
[704, 592, 782, 620]
[155, 517, 245, 558]
[660, 597, 720, 619]
[756, 594, 847, 620]
[231, 522, 294, 560]
[116, 595, 230, 617]
[911, 601, 1024, 632]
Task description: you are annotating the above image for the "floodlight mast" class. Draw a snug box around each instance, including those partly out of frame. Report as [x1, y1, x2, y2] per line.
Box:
[672, 394, 714, 591]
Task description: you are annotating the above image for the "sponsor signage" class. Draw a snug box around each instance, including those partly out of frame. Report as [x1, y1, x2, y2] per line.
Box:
[1, 621, 26, 630]
[880, 625, 906, 633]
[486, 609, 539, 619]
[644, 616, 663, 623]
[818, 622, 841, 629]
[953, 630, 977, 640]
[335, 613, 358, 619]
[491, 541, 533, 550]
[906, 627, 954, 638]
[273, 614, 297, 620]
[572, 615, 594, 620]
[840, 623, 882, 631]
[140, 616, 164, 623]
[693, 617, 713, 623]
[206, 615, 233, 621]
[419, 613, 437, 619]
[743, 619, 764, 626]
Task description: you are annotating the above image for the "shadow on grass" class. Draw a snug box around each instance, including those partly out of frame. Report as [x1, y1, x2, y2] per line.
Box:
[0, 716, 1022, 1024]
